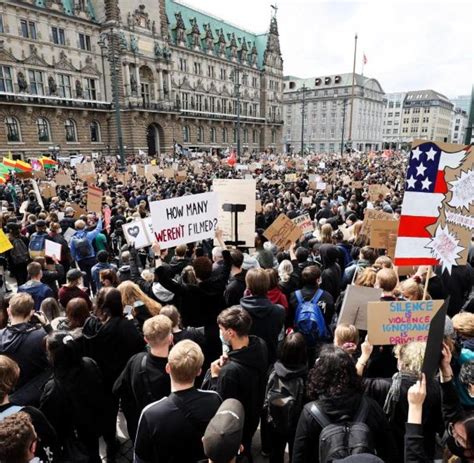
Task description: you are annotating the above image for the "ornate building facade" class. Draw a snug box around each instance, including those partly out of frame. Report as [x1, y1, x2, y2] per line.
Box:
[0, 0, 284, 159]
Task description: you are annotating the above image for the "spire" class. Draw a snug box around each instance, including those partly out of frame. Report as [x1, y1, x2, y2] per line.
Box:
[265, 14, 281, 56]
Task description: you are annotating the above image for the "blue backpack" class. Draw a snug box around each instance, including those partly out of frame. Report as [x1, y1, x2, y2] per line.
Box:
[28, 232, 46, 259]
[294, 289, 330, 346]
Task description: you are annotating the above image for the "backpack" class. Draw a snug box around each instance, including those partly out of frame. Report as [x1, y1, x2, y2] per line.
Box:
[294, 289, 330, 346]
[309, 397, 375, 462]
[264, 369, 304, 434]
[28, 232, 46, 259]
[10, 238, 29, 265]
[73, 235, 92, 259]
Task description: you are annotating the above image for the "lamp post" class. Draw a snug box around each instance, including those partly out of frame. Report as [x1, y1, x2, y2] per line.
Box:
[230, 61, 247, 161]
[300, 84, 308, 155]
[99, 25, 126, 171]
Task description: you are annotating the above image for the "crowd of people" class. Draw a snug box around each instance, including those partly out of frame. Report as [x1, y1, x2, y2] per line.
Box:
[0, 150, 473, 463]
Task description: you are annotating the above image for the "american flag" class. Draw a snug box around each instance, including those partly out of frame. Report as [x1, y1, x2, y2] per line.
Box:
[393, 142, 467, 267]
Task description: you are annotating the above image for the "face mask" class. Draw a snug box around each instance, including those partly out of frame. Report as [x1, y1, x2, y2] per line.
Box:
[219, 332, 230, 354]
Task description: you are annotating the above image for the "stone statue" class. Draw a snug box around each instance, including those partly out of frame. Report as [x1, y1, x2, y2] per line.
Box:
[130, 73, 138, 94]
[130, 35, 138, 53]
[48, 76, 57, 95]
[75, 79, 83, 98]
[154, 42, 162, 57]
[119, 32, 127, 50]
[17, 72, 28, 92]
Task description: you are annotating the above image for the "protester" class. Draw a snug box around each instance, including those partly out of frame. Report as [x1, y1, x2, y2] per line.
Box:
[0, 412, 38, 463]
[17, 262, 54, 311]
[58, 268, 92, 309]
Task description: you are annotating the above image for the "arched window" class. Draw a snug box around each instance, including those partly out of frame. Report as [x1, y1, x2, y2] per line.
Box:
[183, 125, 190, 143]
[252, 129, 258, 144]
[210, 127, 216, 143]
[37, 117, 50, 142]
[65, 119, 77, 142]
[197, 126, 203, 143]
[5, 117, 21, 142]
[90, 121, 101, 142]
[222, 128, 228, 143]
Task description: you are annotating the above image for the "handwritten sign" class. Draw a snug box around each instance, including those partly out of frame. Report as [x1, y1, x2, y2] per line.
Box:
[285, 174, 297, 183]
[150, 192, 218, 249]
[76, 162, 96, 184]
[264, 214, 303, 250]
[338, 285, 382, 330]
[370, 219, 399, 257]
[45, 239, 62, 260]
[122, 219, 152, 249]
[316, 182, 327, 191]
[55, 172, 71, 186]
[360, 209, 395, 236]
[368, 184, 390, 202]
[367, 299, 444, 345]
[86, 186, 103, 214]
[292, 213, 314, 235]
[352, 181, 363, 189]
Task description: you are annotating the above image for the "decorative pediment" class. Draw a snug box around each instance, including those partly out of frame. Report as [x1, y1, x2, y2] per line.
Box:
[80, 56, 99, 75]
[0, 41, 17, 63]
[208, 81, 218, 94]
[54, 50, 77, 72]
[221, 85, 232, 97]
[179, 76, 193, 91]
[127, 4, 152, 31]
[22, 45, 50, 67]
[195, 79, 207, 93]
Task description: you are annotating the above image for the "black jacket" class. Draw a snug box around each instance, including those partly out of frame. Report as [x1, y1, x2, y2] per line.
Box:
[405, 423, 427, 463]
[0, 322, 49, 389]
[436, 264, 474, 316]
[207, 335, 269, 447]
[289, 285, 335, 329]
[239, 296, 285, 364]
[113, 351, 170, 439]
[224, 270, 247, 308]
[292, 392, 397, 463]
[81, 316, 145, 389]
[319, 244, 342, 301]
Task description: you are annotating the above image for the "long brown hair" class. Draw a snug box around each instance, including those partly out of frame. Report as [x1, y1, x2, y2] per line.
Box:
[118, 281, 161, 316]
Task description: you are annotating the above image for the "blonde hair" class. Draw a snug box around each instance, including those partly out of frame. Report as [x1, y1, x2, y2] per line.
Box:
[143, 315, 172, 346]
[399, 279, 425, 301]
[168, 340, 204, 383]
[376, 268, 398, 292]
[394, 341, 426, 374]
[452, 313, 474, 339]
[117, 281, 161, 316]
[320, 224, 333, 244]
[160, 305, 180, 328]
[374, 256, 393, 270]
[278, 260, 293, 283]
[355, 267, 377, 287]
[334, 324, 359, 354]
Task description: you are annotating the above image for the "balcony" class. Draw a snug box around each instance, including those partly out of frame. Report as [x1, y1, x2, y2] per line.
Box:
[180, 108, 266, 123]
[127, 100, 181, 112]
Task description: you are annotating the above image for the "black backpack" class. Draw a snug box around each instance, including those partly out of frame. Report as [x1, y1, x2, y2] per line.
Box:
[73, 235, 92, 259]
[264, 369, 304, 434]
[309, 397, 375, 462]
[10, 238, 29, 265]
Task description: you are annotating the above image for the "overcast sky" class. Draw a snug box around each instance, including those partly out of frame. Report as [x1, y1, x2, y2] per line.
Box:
[180, 0, 473, 98]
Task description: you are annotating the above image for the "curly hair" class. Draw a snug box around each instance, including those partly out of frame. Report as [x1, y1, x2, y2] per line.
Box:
[0, 411, 36, 462]
[0, 355, 20, 402]
[306, 345, 361, 400]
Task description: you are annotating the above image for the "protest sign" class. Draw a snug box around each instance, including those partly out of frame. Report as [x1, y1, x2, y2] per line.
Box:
[368, 184, 390, 202]
[292, 213, 314, 235]
[255, 200, 262, 214]
[31, 180, 45, 210]
[45, 239, 62, 260]
[63, 227, 76, 243]
[394, 141, 474, 273]
[285, 174, 297, 183]
[352, 180, 363, 189]
[338, 285, 382, 330]
[150, 192, 218, 250]
[86, 186, 103, 214]
[32, 170, 46, 180]
[176, 171, 187, 182]
[213, 179, 256, 247]
[367, 299, 444, 345]
[316, 182, 327, 191]
[40, 184, 55, 199]
[264, 214, 303, 250]
[0, 230, 13, 253]
[71, 204, 87, 219]
[136, 165, 145, 177]
[122, 219, 152, 249]
[76, 162, 95, 183]
[370, 219, 399, 257]
[360, 209, 395, 236]
[55, 172, 71, 186]
[162, 168, 174, 179]
[302, 196, 312, 206]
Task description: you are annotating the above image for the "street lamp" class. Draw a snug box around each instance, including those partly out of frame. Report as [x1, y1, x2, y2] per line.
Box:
[98, 24, 126, 171]
[230, 60, 247, 161]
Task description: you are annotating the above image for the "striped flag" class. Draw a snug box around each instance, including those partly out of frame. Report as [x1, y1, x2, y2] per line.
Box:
[394, 142, 467, 268]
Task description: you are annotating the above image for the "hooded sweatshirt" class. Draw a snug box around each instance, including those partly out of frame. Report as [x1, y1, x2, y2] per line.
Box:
[319, 244, 342, 301]
[224, 269, 247, 307]
[18, 280, 54, 311]
[239, 295, 285, 364]
[0, 322, 49, 389]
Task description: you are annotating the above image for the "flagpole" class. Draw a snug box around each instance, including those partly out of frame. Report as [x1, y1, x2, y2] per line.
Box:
[348, 33, 358, 149]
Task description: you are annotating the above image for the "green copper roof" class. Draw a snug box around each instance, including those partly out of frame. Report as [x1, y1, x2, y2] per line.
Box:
[165, 0, 268, 68]
[35, 0, 96, 21]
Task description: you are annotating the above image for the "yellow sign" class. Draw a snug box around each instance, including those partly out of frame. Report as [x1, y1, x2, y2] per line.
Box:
[0, 230, 13, 253]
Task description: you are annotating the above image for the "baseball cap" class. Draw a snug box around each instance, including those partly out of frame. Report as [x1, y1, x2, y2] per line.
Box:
[334, 455, 384, 463]
[66, 269, 84, 282]
[203, 399, 245, 463]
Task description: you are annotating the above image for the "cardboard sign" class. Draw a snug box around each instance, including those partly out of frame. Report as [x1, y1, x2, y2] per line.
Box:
[63, 227, 76, 243]
[302, 196, 312, 206]
[0, 229, 13, 253]
[368, 184, 390, 202]
[342, 175, 351, 185]
[176, 171, 187, 182]
[150, 192, 219, 250]
[76, 162, 96, 183]
[86, 186, 103, 214]
[264, 214, 303, 250]
[316, 182, 327, 191]
[292, 213, 314, 235]
[136, 165, 145, 177]
[162, 168, 175, 179]
[45, 239, 62, 260]
[33, 170, 46, 180]
[352, 181, 363, 189]
[31, 179, 45, 210]
[41, 184, 55, 199]
[72, 204, 87, 219]
[367, 299, 444, 345]
[338, 285, 383, 330]
[213, 179, 256, 247]
[122, 219, 153, 249]
[370, 219, 399, 257]
[285, 173, 297, 183]
[55, 172, 71, 186]
[255, 200, 262, 214]
[360, 209, 395, 236]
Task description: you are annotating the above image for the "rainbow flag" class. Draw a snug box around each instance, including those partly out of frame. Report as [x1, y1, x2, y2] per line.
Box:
[15, 160, 33, 172]
[2, 157, 16, 169]
[39, 156, 58, 169]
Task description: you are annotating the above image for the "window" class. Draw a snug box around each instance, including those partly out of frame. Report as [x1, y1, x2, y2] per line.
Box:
[179, 58, 187, 72]
[221, 128, 227, 143]
[207, 65, 214, 78]
[5, 117, 21, 142]
[319, 143, 325, 151]
[243, 128, 248, 144]
[194, 62, 201, 75]
[84, 78, 97, 100]
[141, 83, 150, 105]
[20, 19, 37, 39]
[220, 68, 226, 80]
[197, 126, 203, 143]
[65, 119, 77, 142]
[89, 121, 101, 142]
[58, 74, 72, 98]
[210, 127, 216, 143]
[271, 129, 276, 144]
[0, 15, 4, 33]
[196, 95, 203, 111]
[253, 129, 258, 144]
[252, 76, 258, 87]
[52, 27, 65, 45]
[388, 102, 394, 108]
[393, 129, 398, 134]
[28, 70, 45, 95]
[0, 66, 13, 92]
[78, 33, 91, 51]
[37, 118, 50, 142]
[183, 126, 190, 143]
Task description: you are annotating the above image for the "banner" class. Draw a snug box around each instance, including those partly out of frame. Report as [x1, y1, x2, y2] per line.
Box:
[264, 213, 303, 250]
[367, 299, 444, 345]
[338, 285, 382, 330]
[292, 213, 314, 235]
[86, 186, 103, 214]
[394, 141, 473, 273]
[213, 179, 256, 247]
[150, 192, 218, 249]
